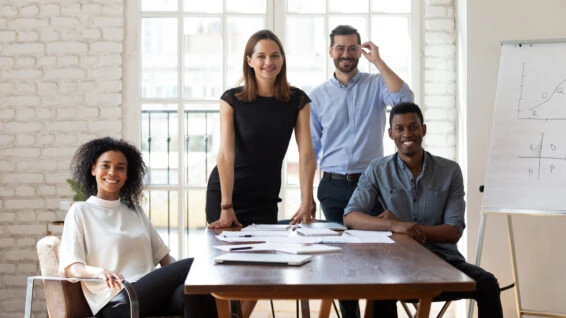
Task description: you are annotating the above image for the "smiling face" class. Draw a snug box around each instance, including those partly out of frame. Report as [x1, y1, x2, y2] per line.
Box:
[247, 39, 283, 82]
[388, 112, 427, 159]
[330, 34, 361, 74]
[91, 150, 128, 200]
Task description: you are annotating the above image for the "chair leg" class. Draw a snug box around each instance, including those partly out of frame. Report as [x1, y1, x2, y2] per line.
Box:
[436, 301, 452, 318]
[332, 300, 341, 318]
[300, 300, 310, 317]
[24, 277, 36, 318]
[270, 300, 275, 317]
[400, 301, 415, 318]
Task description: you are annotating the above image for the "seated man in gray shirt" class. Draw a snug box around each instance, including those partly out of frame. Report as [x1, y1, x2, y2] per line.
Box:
[342, 102, 503, 318]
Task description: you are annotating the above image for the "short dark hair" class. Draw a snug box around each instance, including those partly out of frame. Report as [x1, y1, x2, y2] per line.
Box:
[71, 137, 147, 209]
[329, 25, 361, 47]
[389, 102, 424, 127]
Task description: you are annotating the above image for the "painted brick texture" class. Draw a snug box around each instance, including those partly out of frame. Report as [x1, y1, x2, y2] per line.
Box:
[0, 1, 124, 317]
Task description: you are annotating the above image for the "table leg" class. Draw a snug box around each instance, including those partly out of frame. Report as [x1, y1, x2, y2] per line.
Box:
[213, 296, 231, 318]
[364, 300, 373, 318]
[318, 299, 332, 318]
[415, 297, 433, 318]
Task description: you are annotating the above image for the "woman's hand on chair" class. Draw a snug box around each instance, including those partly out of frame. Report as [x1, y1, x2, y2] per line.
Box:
[99, 269, 125, 289]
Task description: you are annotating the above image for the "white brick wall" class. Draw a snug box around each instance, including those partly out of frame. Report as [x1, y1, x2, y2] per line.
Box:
[0, 0, 457, 317]
[0, 1, 124, 317]
[423, 0, 457, 160]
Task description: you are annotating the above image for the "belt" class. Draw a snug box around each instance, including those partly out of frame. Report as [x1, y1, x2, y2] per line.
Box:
[323, 172, 362, 182]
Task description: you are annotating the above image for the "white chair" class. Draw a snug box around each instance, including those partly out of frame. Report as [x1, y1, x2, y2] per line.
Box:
[25, 235, 138, 318]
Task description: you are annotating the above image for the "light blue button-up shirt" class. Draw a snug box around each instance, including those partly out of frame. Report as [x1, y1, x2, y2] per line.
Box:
[345, 151, 467, 262]
[309, 71, 414, 174]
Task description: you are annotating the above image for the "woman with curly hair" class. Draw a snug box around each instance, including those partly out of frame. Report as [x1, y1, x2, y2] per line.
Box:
[59, 137, 217, 317]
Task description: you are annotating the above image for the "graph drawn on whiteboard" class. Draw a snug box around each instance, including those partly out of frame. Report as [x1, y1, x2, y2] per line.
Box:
[482, 40, 566, 214]
[518, 132, 566, 180]
[517, 61, 566, 120]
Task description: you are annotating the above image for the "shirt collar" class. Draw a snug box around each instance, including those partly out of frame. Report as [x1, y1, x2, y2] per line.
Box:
[395, 151, 430, 176]
[87, 195, 122, 208]
[330, 70, 361, 88]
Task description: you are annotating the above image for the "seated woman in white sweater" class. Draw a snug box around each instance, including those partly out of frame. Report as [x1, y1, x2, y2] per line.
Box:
[59, 137, 217, 318]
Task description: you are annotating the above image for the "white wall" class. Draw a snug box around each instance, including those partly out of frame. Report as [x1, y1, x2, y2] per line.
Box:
[0, 1, 124, 317]
[465, 0, 566, 317]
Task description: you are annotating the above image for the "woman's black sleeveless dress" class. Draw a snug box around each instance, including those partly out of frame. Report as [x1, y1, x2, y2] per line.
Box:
[205, 87, 310, 226]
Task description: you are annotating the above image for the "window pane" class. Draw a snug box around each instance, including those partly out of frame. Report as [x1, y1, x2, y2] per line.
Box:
[141, 18, 178, 98]
[184, 106, 219, 185]
[143, 189, 179, 258]
[225, 17, 265, 89]
[226, 0, 266, 13]
[371, 16, 410, 82]
[287, 0, 324, 13]
[141, 0, 177, 12]
[282, 188, 300, 220]
[328, 0, 368, 13]
[184, 18, 223, 99]
[285, 16, 326, 92]
[187, 189, 207, 229]
[141, 104, 179, 185]
[184, 0, 222, 13]
[372, 0, 410, 13]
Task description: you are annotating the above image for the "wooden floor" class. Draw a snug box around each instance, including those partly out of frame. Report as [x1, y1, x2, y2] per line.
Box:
[250, 299, 461, 317]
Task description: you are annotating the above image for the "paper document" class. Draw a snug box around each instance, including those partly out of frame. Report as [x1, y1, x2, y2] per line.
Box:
[215, 242, 342, 254]
[241, 224, 293, 231]
[297, 221, 347, 231]
[214, 253, 312, 266]
[216, 233, 322, 243]
[294, 227, 341, 237]
[344, 230, 394, 243]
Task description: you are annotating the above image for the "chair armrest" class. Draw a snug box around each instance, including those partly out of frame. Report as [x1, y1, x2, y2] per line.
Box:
[25, 276, 139, 318]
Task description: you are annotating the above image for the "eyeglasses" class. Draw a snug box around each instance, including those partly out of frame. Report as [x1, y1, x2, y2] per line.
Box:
[333, 45, 360, 54]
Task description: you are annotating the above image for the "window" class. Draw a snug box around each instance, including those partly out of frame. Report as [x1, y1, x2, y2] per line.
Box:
[128, 0, 417, 257]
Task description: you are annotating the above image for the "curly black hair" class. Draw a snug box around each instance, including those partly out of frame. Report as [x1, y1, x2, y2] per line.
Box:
[70, 137, 147, 209]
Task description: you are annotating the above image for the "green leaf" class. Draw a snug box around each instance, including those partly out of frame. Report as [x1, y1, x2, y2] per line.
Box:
[66, 178, 86, 201]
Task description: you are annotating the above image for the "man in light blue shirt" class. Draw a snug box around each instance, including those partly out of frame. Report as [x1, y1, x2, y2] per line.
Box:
[343, 102, 503, 318]
[309, 25, 414, 224]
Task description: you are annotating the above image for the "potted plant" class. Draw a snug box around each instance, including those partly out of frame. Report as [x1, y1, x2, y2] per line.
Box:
[65, 178, 86, 202]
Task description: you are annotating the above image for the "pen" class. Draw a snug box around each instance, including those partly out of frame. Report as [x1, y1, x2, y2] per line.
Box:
[239, 234, 252, 237]
[230, 246, 253, 251]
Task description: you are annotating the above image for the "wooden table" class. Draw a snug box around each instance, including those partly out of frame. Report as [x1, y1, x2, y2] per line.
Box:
[184, 228, 475, 318]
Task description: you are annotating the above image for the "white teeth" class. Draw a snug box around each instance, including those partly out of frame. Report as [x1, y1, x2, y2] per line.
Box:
[403, 141, 414, 145]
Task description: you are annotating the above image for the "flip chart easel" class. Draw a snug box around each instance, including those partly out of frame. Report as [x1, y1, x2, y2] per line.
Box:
[474, 39, 566, 318]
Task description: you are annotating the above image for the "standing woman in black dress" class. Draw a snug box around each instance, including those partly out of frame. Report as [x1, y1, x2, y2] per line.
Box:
[206, 29, 316, 228]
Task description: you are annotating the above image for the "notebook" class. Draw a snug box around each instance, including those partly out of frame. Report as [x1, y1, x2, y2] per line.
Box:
[294, 228, 341, 237]
[214, 252, 312, 266]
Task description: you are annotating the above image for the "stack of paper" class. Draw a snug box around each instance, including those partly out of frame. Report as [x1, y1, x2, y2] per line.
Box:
[294, 227, 341, 237]
[215, 242, 342, 254]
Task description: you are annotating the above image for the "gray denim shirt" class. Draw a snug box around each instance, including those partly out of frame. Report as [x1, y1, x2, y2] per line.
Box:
[345, 151, 466, 262]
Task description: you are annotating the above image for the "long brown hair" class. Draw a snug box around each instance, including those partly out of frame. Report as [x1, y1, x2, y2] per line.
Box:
[236, 29, 291, 102]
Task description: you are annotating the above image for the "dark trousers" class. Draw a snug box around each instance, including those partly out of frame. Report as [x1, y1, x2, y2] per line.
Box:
[97, 258, 218, 318]
[340, 259, 503, 318]
[317, 177, 375, 224]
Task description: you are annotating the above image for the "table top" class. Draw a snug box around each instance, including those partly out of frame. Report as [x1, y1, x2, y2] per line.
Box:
[184, 228, 475, 301]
